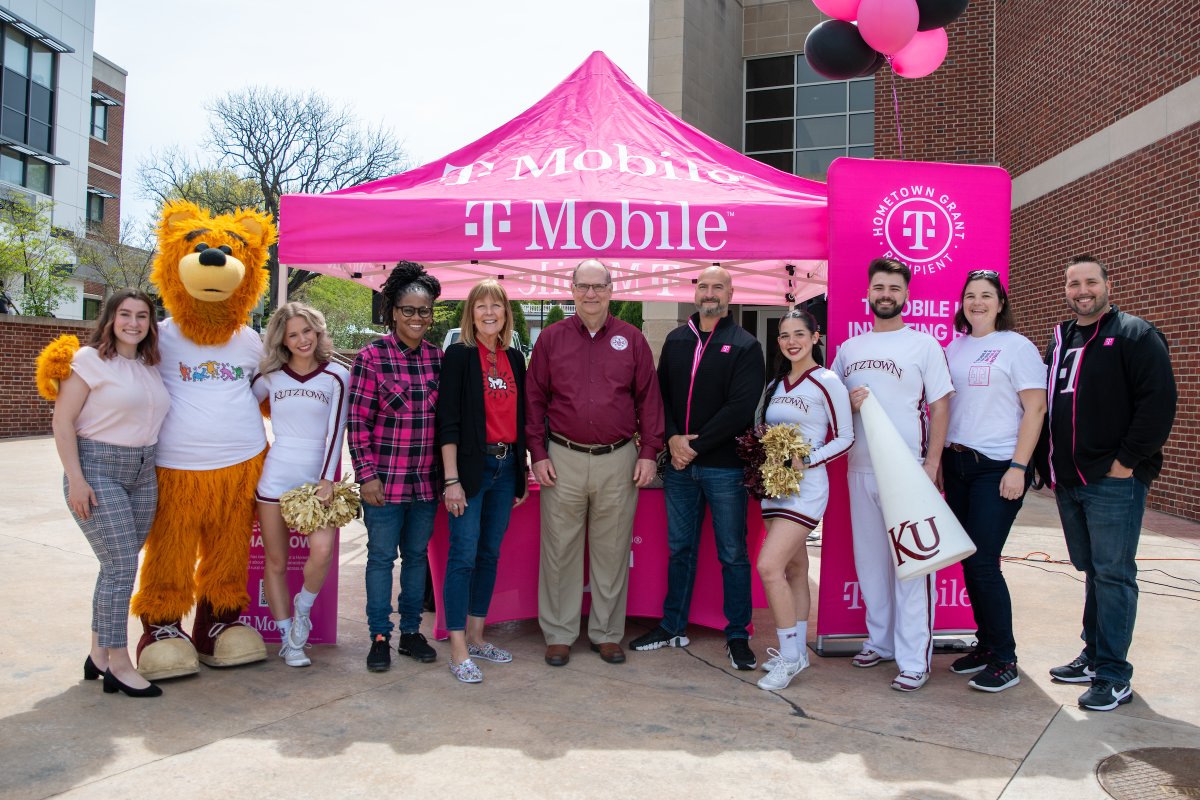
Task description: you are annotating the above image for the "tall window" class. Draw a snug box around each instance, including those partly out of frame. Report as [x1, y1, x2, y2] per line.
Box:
[0, 18, 63, 194]
[86, 192, 103, 223]
[744, 54, 874, 179]
[91, 102, 107, 140]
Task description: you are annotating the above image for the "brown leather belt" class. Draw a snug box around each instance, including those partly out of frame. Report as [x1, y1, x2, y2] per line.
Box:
[484, 443, 514, 458]
[548, 432, 632, 456]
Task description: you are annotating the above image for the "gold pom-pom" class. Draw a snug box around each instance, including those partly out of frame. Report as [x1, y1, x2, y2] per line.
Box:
[35, 334, 80, 401]
[758, 423, 813, 499]
[279, 478, 361, 534]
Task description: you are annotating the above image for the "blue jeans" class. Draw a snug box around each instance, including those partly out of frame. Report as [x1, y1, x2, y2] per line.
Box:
[662, 464, 751, 640]
[1056, 476, 1148, 684]
[363, 499, 438, 637]
[443, 452, 517, 631]
[942, 447, 1030, 663]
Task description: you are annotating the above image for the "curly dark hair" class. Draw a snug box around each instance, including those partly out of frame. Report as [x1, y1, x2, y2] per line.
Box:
[379, 261, 442, 332]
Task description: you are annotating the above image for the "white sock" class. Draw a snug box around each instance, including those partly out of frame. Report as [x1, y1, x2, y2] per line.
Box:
[777, 626, 800, 662]
[795, 621, 808, 644]
[276, 618, 292, 639]
[296, 588, 318, 614]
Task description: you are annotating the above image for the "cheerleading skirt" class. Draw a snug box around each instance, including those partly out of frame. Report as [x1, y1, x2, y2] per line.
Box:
[256, 436, 326, 504]
[760, 464, 829, 530]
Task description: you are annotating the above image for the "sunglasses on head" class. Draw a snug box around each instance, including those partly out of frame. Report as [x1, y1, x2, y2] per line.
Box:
[968, 269, 999, 279]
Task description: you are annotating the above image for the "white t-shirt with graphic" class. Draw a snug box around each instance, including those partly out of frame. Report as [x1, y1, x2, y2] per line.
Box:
[831, 325, 954, 473]
[154, 318, 267, 470]
[945, 330, 1047, 461]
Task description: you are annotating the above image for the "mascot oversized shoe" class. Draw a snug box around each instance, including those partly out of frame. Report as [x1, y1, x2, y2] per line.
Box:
[191, 600, 267, 668]
[136, 619, 200, 681]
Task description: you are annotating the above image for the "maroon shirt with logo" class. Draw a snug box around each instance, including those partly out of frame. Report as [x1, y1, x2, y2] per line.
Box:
[525, 313, 664, 462]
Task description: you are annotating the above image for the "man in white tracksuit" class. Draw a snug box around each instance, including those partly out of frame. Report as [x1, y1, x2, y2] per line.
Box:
[831, 257, 954, 692]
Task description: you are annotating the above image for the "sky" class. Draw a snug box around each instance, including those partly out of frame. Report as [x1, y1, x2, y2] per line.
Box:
[93, 0, 650, 228]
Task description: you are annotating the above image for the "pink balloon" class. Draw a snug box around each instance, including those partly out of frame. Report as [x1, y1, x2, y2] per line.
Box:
[891, 27, 949, 79]
[812, 0, 862, 22]
[856, 0, 919, 55]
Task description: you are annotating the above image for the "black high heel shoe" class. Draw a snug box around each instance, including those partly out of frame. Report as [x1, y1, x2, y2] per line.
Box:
[103, 669, 163, 698]
[84, 655, 103, 680]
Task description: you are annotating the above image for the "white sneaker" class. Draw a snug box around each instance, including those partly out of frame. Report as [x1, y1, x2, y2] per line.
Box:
[279, 641, 311, 668]
[288, 596, 312, 649]
[891, 670, 929, 692]
[756, 648, 807, 690]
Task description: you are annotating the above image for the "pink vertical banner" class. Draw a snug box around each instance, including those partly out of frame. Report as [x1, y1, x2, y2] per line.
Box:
[818, 157, 1012, 645]
[241, 520, 340, 645]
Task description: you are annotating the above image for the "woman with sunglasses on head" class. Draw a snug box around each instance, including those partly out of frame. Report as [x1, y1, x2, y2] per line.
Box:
[251, 302, 349, 668]
[52, 289, 170, 697]
[942, 269, 1046, 693]
[436, 279, 529, 683]
[348, 261, 445, 673]
[755, 309, 853, 691]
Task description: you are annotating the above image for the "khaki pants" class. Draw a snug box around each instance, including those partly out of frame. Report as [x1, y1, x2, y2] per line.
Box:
[538, 440, 639, 645]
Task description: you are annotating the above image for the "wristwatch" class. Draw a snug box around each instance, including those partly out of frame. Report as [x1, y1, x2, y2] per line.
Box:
[801, 454, 811, 466]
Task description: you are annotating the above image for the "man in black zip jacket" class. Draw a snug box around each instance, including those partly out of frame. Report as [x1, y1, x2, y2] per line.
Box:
[1043, 254, 1176, 711]
[630, 266, 765, 670]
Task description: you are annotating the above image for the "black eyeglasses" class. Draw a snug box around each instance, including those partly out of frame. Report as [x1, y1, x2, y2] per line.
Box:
[572, 282, 611, 294]
[968, 269, 999, 279]
[396, 305, 433, 319]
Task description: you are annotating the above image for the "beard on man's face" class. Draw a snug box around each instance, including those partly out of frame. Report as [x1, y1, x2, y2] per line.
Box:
[871, 298, 903, 320]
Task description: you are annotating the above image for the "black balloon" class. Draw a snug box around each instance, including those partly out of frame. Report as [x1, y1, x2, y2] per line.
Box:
[803, 20, 877, 81]
[915, 0, 969, 31]
[860, 50, 886, 76]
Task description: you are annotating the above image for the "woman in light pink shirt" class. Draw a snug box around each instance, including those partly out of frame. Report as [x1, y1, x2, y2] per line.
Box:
[52, 289, 170, 698]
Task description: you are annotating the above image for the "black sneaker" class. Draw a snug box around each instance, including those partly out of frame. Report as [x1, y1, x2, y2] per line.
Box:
[968, 661, 1020, 692]
[398, 631, 437, 663]
[1078, 679, 1133, 711]
[1049, 653, 1095, 684]
[726, 638, 757, 671]
[367, 634, 391, 672]
[630, 626, 690, 651]
[950, 646, 992, 675]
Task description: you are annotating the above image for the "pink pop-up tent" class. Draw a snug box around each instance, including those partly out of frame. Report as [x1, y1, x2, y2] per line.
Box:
[278, 51, 830, 304]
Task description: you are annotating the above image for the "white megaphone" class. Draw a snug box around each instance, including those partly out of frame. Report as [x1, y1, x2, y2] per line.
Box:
[858, 391, 976, 581]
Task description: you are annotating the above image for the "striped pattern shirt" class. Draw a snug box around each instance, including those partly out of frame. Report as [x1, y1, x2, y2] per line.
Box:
[348, 334, 443, 503]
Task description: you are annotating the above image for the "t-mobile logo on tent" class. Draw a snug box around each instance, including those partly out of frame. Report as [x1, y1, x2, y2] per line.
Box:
[871, 184, 967, 275]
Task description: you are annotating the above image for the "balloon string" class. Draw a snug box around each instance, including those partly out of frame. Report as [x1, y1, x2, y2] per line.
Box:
[887, 56, 904, 160]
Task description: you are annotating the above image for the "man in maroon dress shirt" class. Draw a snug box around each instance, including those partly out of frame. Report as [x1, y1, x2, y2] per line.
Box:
[525, 259, 665, 667]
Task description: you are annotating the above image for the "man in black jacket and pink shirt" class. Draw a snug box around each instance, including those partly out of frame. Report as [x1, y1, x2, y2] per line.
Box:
[1043, 254, 1176, 711]
[631, 266, 765, 670]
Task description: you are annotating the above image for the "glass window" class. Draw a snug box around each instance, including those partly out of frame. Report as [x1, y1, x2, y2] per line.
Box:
[745, 119, 793, 152]
[849, 80, 874, 112]
[849, 145, 875, 159]
[2, 107, 24, 140]
[83, 297, 101, 320]
[3, 69, 26, 111]
[0, 148, 22, 185]
[87, 193, 104, 222]
[795, 54, 826, 86]
[91, 103, 107, 139]
[746, 87, 793, 121]
[30, 44, 51, 87]
[746, 56, 793, 89]
[26, 160, 49, 193]
[795, 148, 844, 179]
[796, 83, 847, 116]
[29, 83, 50, 122]
[27, 120, 49, 151]
[797, 116, 847, 149]
[849, 112, 874, 145]
[748, 151, 793, 173]
[3, 29, 27, 76]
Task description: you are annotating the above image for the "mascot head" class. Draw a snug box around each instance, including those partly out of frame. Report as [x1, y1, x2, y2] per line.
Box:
[152, 200, 277, 346]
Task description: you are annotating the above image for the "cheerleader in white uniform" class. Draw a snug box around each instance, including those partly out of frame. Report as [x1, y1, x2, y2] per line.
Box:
[251, 303, 349, 667]
[756, 309, 853, 691]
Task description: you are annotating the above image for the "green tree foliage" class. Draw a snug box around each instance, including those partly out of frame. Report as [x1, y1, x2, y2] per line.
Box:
[510, 301, 529, 349]
[292, 275, 379, 350]
[426, 300, 463, 347]
[544, 303, 565, 326]
[138, 154, 263, 216]
[0, 198, 76, 317]
[617, 300, 643, 330]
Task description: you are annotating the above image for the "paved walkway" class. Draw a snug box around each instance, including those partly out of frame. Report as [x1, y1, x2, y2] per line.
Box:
[1, 435, 1197, 799]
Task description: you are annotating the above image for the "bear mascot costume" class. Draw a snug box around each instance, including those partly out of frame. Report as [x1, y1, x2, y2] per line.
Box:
[40, 200, 276, 679]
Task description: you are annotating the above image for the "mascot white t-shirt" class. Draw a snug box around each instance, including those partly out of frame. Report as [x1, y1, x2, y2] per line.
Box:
[155, 317, 267, 470]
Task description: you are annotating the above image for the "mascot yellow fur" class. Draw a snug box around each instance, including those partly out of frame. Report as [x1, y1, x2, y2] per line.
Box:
[40, 201, 277, 679]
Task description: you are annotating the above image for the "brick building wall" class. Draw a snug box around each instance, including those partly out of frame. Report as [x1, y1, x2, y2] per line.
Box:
[87, 77, 124, 242]
[0, 316, 93, 438]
